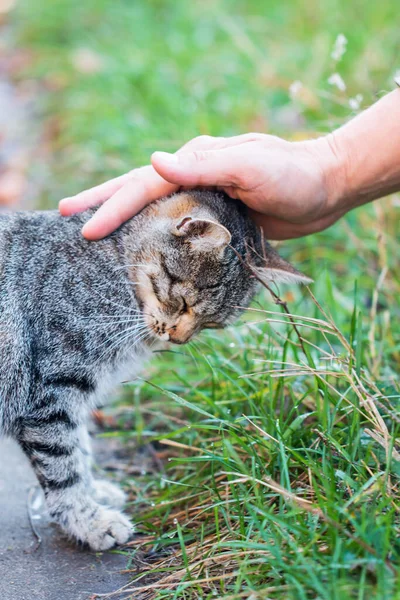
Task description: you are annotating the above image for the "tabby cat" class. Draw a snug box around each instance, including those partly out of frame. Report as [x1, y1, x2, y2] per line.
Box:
[0, 190, 310, 550]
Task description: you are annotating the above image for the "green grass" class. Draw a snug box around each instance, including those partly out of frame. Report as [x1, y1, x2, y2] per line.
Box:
[9, 1, 400, 598]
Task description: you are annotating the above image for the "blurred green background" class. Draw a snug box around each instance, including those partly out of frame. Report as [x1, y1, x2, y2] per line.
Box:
[3, 1, 400, 599]
[10, 0, 400, 202]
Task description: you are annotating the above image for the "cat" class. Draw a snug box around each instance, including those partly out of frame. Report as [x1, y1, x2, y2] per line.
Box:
[0, 189, 310, 550]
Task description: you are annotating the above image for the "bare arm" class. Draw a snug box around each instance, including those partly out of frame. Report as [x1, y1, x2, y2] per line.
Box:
[325, 88, 400, 210]
[59, 88, 400, 241]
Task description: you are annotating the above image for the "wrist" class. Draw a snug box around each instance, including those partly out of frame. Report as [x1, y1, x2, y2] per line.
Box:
[308, 133, 352, 217]
[314, 89, 400, 216]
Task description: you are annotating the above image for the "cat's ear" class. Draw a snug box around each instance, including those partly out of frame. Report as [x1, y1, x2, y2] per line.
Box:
[173, 217, 231, 253]
[252, 248, 312, 285]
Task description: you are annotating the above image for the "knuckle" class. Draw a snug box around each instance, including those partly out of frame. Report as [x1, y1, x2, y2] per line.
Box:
[229, 169, 248, 188]
[179, 135, 211, 152]
[128, 165, 151, 180]
[243, 132, 265, 143]
[139, 178, 152, 196]
[137, 175, 160, 199]
[190, 150, 210, 163]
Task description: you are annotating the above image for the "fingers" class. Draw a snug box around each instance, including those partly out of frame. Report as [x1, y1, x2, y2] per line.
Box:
[60, 133, 267, 239]
[150, 132, 266, 190]
[81, 166, 178, 240]
[59, 172, 132, 216]
[60, 134, 266, 217]
[151, 146, 246, 188]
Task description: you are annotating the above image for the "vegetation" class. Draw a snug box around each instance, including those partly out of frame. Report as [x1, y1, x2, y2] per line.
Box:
[9, 1, 400, 597]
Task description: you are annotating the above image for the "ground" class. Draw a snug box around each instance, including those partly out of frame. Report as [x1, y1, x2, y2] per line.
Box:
[0, 438, 131, 600]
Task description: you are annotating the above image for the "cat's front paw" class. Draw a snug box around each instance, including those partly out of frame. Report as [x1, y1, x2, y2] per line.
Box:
[84, 507, 133, 551]
[92, 479, 127, 509]
[50, 495, 134, 551]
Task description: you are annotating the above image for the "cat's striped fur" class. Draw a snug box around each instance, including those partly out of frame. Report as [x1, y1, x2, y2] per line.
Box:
[0, 190, 309, 550]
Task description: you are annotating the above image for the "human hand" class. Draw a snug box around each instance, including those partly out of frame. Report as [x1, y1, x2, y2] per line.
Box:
[59, 133, 345, 240]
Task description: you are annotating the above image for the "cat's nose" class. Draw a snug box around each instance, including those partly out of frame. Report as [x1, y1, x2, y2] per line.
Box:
[167, 327, 191, 345]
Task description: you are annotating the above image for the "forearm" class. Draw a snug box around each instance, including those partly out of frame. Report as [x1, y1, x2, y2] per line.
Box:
[321, 88, 400, 214]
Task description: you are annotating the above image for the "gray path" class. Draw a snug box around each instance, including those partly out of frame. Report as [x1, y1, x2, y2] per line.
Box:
[0, 438, 132, 600]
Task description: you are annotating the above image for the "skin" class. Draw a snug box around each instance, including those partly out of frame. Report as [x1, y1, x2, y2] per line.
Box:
[59, 88, 400, 241]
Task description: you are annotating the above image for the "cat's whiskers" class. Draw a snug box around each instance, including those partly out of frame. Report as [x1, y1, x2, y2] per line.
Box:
[129, 329, 154, 348]
[80, 313, 141, 322]
[112, 263, 148, 273]
[81, 314, 149, 326]
[97, 324, 154, 363]
[96, 330, 146, 364]
[93, 314, 146, 343]
[84, 308, 143, 319]
[77, 306, 152, 326]
[75, 313, 147, 338]
[90, 287, 141, 314]
[95, 319, 151, 359]
[96, 320, 148, 351]
[124, 281, 147, 289]
[89, 321, 148, 340]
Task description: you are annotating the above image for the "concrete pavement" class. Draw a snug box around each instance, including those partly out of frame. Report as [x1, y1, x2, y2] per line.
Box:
[0, 438, 132, 600]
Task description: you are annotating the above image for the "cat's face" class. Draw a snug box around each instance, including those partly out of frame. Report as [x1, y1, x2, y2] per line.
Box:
[129, 192, 310, 344]
[134, 217, 241, 344]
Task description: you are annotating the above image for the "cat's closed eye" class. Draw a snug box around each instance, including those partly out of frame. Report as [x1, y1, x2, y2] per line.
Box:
[179, 297, 189, 315]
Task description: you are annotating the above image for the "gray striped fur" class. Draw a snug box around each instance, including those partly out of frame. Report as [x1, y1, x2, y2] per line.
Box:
[0, 190, 308, 550]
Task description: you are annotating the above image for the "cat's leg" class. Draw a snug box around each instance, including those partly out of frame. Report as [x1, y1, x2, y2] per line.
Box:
[16, 410, 133, 551]
[93, 479, 127, 508]
[77, 425, 127, 509]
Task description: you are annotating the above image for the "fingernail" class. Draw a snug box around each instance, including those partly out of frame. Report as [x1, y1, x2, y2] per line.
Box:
[152, 151, 178, 164]
[59, 199, 72, 215]
[81, 224, 95, 240]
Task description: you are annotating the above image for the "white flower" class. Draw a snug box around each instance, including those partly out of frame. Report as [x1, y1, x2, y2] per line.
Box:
[289, 80, 303, 99]
[349, 94, 363, 110]
[0, 0, 16, 14]
[71, 48, 103, 74]
[331, 34, 347, 62]
[327, 73, 346, 92]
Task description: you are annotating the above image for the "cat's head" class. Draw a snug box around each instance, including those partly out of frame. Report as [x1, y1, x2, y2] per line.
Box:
[127, 190, 311, 344]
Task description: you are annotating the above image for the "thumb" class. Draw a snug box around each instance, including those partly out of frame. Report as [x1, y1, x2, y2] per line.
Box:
[151, 148, 241, 188]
